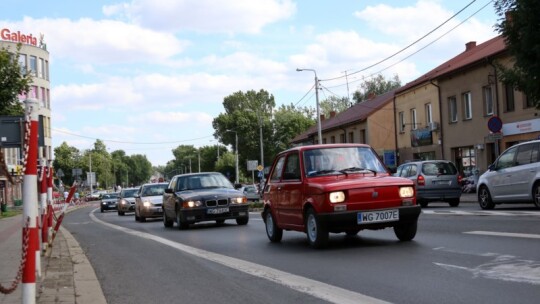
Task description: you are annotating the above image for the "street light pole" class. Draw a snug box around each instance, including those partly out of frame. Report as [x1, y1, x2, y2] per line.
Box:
[296, 68, 322, 144]
[225, 129, 239, 184]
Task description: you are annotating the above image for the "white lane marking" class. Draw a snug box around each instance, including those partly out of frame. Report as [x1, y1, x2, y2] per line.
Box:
[464, 231, 540, 239]
[89, 212, 389, 304]
[422, 210, 540, 216]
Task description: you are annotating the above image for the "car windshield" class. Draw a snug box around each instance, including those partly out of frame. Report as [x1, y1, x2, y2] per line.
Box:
[141, 184, 168, 196]
[102, 193, 118, 199]
[122, 189, 139, 198]
[244, 186, 257, 193]
[303, 146, 387, 177]
[176, 173, 234, 191]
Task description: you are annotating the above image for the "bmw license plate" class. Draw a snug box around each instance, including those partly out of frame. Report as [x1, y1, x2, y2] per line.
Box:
[357, 209, 399, 224]
[207, 207, 229, 214]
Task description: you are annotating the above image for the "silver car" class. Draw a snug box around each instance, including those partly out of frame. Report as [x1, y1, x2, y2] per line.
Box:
[117, 187, 140, 216]
[134, 182, 168, 222]
[395, 160, 462, 207]
[477, 140, 540, 209]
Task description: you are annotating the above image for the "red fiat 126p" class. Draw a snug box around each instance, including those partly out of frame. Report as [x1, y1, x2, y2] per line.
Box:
[261, 144, 421, 248]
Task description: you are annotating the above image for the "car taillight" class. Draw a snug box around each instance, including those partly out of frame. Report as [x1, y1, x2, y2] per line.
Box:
[458, 175, 462, 184]
[417, 175, 425, 186]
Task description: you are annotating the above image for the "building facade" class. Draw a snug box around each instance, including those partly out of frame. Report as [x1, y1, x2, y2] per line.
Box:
[0, 27, 51, 206]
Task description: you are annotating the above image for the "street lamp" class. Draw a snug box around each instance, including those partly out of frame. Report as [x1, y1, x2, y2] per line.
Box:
[225, 129, 239, 184]
[296, 68, 322, 144]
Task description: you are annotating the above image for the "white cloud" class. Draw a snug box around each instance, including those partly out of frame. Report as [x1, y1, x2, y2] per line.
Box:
[103, 0, 296, 34]
[127, 111, 213, 125]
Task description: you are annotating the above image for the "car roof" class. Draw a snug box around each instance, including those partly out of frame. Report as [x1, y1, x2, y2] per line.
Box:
[280, 143, 372, 155]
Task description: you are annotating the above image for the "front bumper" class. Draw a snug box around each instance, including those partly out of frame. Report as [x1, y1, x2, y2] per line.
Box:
[316, 205, 421, 232]
[100, 201, 117, 210]
[139, 205, 163, 218]
[417, 188, 462, 201]
[118, 203, 135, 212]
[178, 204, 249, 224]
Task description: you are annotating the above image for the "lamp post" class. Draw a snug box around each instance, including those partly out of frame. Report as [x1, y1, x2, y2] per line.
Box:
[225, 129, 239, 184]
[296, 68, 322, 144]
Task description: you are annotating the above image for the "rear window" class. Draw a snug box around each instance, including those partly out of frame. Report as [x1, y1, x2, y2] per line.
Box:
[421, 162, 457, 176]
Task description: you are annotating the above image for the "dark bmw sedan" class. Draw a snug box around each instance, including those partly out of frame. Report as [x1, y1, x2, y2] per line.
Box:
[162, 172, 249, 229]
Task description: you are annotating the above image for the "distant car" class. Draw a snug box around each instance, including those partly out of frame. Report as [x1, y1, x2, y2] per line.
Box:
[162, 172, 249, 229]
[240, 184, 260, 202]
[100, 192, 119, 212]
[117, 187, 140, 216]
[477, 140, 540, 209]
[262, 144, 420, 248]
[134, 182, 168, 222]
[395, 160, 462, 207]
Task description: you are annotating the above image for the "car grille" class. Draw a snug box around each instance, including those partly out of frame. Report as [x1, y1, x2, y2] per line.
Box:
[205, 199, 229, 207]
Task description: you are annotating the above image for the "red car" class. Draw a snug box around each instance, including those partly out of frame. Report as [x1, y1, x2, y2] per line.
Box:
[261, 144, 421, 248]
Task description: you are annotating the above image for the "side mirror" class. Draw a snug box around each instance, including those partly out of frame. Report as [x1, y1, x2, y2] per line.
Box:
[164, 188, 173, 194]
[234, 183, 242, 189]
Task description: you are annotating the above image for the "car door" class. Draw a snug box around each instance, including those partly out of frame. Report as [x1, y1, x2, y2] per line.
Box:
[266, 155, 286, 221]
[507, 142, 540, 201]
[488, 145, 518, 200]
[276, 152, 303, 228]
[163, 177, 177, 217]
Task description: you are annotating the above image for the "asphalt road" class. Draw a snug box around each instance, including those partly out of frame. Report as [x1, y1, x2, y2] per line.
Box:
[63, 203, 540, 304]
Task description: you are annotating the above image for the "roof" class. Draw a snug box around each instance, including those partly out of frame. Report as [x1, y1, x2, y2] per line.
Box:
[396, 35, 506, 94]
[291, 89, 396, 143]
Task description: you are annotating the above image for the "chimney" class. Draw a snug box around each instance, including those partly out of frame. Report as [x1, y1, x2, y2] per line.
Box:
[465, 41, 476, 51]
[330, 111, 336, 118]
[320, 114, 325, 121]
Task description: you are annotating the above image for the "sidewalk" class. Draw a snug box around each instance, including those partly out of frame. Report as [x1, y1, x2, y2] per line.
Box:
[0, 205, 106, 304]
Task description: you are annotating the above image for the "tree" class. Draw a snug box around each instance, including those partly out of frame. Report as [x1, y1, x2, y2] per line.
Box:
[352, 74, 401, 103]
[273, 104, 315, 152]
[52, 142, 81, 186]
[0, 44, 33, 115]
[319, 96, 351, 117]
[494, 0, 540, 107]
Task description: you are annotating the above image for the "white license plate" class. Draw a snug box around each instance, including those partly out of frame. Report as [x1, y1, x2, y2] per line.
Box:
[357, 209, 399, 224]
[157, 208, 162, 212]
[207, 207, 229, 214]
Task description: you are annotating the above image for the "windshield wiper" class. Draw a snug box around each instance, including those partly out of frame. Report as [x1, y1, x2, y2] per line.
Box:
[307, 169, 342, 177]
[339, 167, 377, 176]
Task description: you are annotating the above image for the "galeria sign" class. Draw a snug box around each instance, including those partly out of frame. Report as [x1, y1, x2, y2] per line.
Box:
[0, 28, 37, 46]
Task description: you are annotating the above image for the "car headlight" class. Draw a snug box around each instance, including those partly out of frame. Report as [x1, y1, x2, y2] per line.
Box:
[143, 201, 152, 207]
[329, 191, 345, 203]
[120, 199, 127, 205]
[399, 186, 414, 198]
[183, 200, 202, 208]
[232, 197, 247, 204]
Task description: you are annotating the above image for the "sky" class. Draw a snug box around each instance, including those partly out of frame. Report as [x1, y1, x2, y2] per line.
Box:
[0, 0, 500, 166]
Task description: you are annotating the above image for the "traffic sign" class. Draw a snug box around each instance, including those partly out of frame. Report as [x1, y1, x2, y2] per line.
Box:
[487, 116, 503, 133]
[257, 165, 264, 171]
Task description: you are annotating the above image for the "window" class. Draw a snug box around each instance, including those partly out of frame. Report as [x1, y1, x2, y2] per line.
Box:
[515, 143, 540, 166]
[45, 60, 49, 80]
[348, 132, 354, 143]
[462, 92, 472, 120]
[524, 94, 535, 108]
[270, 156, 285, 181]
[339, 133, 345, 143]
[283, 153, 300, 180]
[399, 111, 405, 132]
[448, 96, 458, 122]
[410, 108, 417, 130]
[425, 103, 432, 125]
[40, 87, 46, 108]
[504, 85, 515, 112]
[496, 146, 517, 170]
[29, 56, 37, 76]
[331, 136, 336, 144]
[360, 130, 366, 143]
[483, 86, 493, 115]
[38, 58, 44, 78]
[18, 54, 27, 74]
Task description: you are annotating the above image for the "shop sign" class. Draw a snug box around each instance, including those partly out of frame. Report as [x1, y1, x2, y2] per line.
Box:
[411, 129, 433, 147]
[0, 28, 37, 46]
[502, 118, 540, 136]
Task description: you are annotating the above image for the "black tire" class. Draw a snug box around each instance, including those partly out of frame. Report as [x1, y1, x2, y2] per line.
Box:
[394, 221, 417, 241]
[140, 215, 146, 222]
[478, 186, 495, 210]
[264, 210, 282, 243]
[176, 208, 189, 230]
[448, 198, 460, 207]
[419, 200, 428, 208]
[533, 182, 540, 209]
[305, 208, 328, 249]
[216, 219, 225, 225]
[236, 217, 249, 225]
[118, 210, 125, 216]
[134, 209, 140, 221]
[163, 210, 173, 228]
[345, 229, 360, 236]
[100, 208, 104, 213]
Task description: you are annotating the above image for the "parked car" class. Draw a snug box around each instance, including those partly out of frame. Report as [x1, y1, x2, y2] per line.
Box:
[134, 182, 168, 222]
[162, 172, 249, 229]
[477, 140, 540, 209]
[117, 187, 140, 216]
[262, 144, 420, 248]
[239, 184, 260, 202]
[395, 160, 462, 207]
[100, 192, 119, 212]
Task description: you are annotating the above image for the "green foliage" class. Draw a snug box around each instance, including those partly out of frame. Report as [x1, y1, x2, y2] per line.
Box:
[0, 44, 32, 115]
[319, 96, 351, 117]
[494, 0, 540, 107]
[352, 74, 401, 103]
[273, 104, 315, 152]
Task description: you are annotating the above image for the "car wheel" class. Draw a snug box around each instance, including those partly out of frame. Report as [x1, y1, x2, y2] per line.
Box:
[216, 219, 225, 225]
[118, 210, 125, 216]
[264, 210, 282, 243]
[305, 208, 328, 249]
[533, 182, 540, 209]
[345, 229, 360, 236]
[448, 198, 460, 207]
[140, 215, 146, 222]
[176, 208, 189, 230]
[393, 221, 417, 241]
[419, 200, 428, 208]
[134, 209, 140, 221]
[236, 216, 249, 225]
[100, 208, 104, 213]
[163, 210, 173, 228]
[478, 186, 495, 210]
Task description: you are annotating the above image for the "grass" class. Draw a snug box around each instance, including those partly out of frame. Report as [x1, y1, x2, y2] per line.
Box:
[0, 207, 22, 219]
